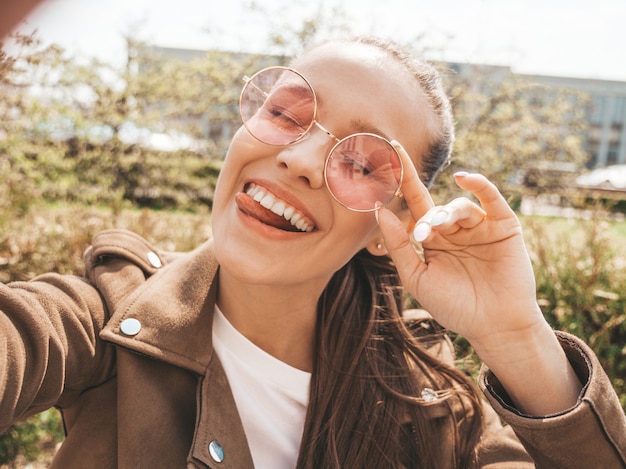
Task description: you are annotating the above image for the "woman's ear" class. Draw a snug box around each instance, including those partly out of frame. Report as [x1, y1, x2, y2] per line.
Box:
[366, 204, 414, 256]
[366, 239, 388, 256]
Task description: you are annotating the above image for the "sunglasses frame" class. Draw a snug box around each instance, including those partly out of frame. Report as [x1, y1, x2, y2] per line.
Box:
[239, 66, 404, 212]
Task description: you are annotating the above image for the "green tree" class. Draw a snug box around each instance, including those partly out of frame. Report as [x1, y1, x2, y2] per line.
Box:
[0, 33, 231, 211]
[439, 65, 590, 202]
[0, 32, 68, 216]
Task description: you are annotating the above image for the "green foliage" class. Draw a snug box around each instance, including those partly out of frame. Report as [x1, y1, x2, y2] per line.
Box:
[443, 68, 590, 202]
[1, 139, 223, 214]
[525, 215, 626, 408]
[0, 32, 273, 214]
[0, 410, 64, 466]
[407, 213, 626, 412]
[0, 203, 212, 283]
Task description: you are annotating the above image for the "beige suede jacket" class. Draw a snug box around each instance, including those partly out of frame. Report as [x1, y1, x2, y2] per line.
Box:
[1, 229, 625, 468]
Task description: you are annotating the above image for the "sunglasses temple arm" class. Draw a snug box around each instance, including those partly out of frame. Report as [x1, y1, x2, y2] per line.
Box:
[243, 77, 269, 99]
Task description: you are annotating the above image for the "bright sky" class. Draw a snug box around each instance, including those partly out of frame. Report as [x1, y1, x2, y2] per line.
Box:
[10, 0, 626, 82]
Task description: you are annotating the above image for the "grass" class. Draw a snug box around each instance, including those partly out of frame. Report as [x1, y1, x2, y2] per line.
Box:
[610, 218, 626, 242]
[0, 202, 213, 283]
[521, 214, 626, 252]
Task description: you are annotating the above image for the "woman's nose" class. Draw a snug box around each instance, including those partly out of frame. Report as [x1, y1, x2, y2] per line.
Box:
[275, 132, 329, 189]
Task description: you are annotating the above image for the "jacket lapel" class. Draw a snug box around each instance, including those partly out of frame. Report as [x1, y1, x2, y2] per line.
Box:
[99, 239, 219, 374]
[94, 235, 255, 468]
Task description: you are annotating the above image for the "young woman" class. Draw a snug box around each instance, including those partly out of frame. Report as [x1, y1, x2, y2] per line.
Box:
[1, 36, 625, 468]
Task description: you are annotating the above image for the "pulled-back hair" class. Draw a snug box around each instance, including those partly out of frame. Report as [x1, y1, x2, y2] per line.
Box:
[295, 37, 484, 468]
[354, 35, 455, 187]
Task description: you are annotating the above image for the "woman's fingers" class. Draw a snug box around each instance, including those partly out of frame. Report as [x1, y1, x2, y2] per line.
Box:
[376, 206, 426, 285]
[412, 198, 487, 242]
[392, 141, 434, 220]
[389, 144, 510, 245]
[374, 142, 437, 283]
[377, 152, 518, 282]
[453, 172, 515, 220]
[407, 172, 519, 246]
[374, 142, 440, 285]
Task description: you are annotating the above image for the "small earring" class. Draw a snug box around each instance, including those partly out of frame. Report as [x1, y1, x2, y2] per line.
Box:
[376, 243, 383, 250]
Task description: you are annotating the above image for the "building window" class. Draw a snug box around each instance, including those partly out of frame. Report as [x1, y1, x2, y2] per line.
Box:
[612, 96, 625, 122]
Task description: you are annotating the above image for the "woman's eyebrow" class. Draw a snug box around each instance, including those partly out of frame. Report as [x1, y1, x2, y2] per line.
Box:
[279, 82, 313, 100]
[349, 118, 391, 140]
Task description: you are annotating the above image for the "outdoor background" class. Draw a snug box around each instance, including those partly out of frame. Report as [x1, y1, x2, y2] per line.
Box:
[1, 1, 626, 466]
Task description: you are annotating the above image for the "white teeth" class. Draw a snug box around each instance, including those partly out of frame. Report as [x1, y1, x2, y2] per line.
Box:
[245, 184, 313, 232]
[271, 200, 286, 216]
[260, 193, 275, 209]
[248, 185, 260, 197]
[290, 213, 302, 224]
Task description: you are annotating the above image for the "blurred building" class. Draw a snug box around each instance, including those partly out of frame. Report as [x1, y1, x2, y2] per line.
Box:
[521, 74, 626, 168]
[449, 62, 626, 169]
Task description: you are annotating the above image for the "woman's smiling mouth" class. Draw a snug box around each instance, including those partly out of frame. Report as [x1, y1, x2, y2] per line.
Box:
[236, 183, 316, 233]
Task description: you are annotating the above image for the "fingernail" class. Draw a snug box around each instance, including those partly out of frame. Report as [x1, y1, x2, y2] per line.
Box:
[390, 140, 406, 155]
[412, 223, 430, 243]
[454, 171, 469, 177]
[431, 210, 448, 227]
[374, 201, 383, 225]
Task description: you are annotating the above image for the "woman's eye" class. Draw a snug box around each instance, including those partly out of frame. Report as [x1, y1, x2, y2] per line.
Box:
[259, 101, 306, 132]
[269, 107, 303, 128]
[340, 153, 372, 176]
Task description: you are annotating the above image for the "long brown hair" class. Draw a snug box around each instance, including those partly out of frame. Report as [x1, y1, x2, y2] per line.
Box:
[295, 37, 484, 468]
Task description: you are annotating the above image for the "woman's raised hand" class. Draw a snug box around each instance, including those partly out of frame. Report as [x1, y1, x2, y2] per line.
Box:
[377, 143, 544, 349]
[377, 143, 582, 415]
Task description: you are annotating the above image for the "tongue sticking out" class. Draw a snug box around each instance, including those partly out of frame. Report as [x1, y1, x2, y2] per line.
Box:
[236, 192, 303, 232]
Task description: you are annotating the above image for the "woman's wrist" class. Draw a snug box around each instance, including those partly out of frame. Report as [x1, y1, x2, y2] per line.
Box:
[471, 318, 582, 416]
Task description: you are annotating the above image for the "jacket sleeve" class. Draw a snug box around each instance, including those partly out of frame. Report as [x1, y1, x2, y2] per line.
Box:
[0, 273, 115, 433]
[479, 331, 626, 468]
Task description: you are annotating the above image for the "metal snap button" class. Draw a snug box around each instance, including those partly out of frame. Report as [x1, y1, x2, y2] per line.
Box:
[208, 440, 224, 463]
[120, 318, 142, 336]
[147, 251, 162, 268]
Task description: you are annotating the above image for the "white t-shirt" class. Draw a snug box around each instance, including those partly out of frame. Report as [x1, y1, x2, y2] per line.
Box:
[212, 306, 311, 469]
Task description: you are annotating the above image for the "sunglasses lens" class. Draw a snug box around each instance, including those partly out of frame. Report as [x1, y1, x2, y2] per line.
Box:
[240, 68, 315, 145]
[325, 135, 402, 211]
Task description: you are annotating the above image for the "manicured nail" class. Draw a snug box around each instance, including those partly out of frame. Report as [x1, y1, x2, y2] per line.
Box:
[412, 223, 431, 243]
[431, 210, 448, 227]
[453, 171, 469, 177]
[374, 201, 383, 225]
[390, 140, 407, 156]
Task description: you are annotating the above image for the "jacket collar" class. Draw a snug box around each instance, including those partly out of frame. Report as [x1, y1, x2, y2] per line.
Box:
[96, 234, 451, 418]
[100, 240, 219, 375]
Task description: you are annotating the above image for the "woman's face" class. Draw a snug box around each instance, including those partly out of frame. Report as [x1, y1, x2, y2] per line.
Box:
[211, 42, 435, 290]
